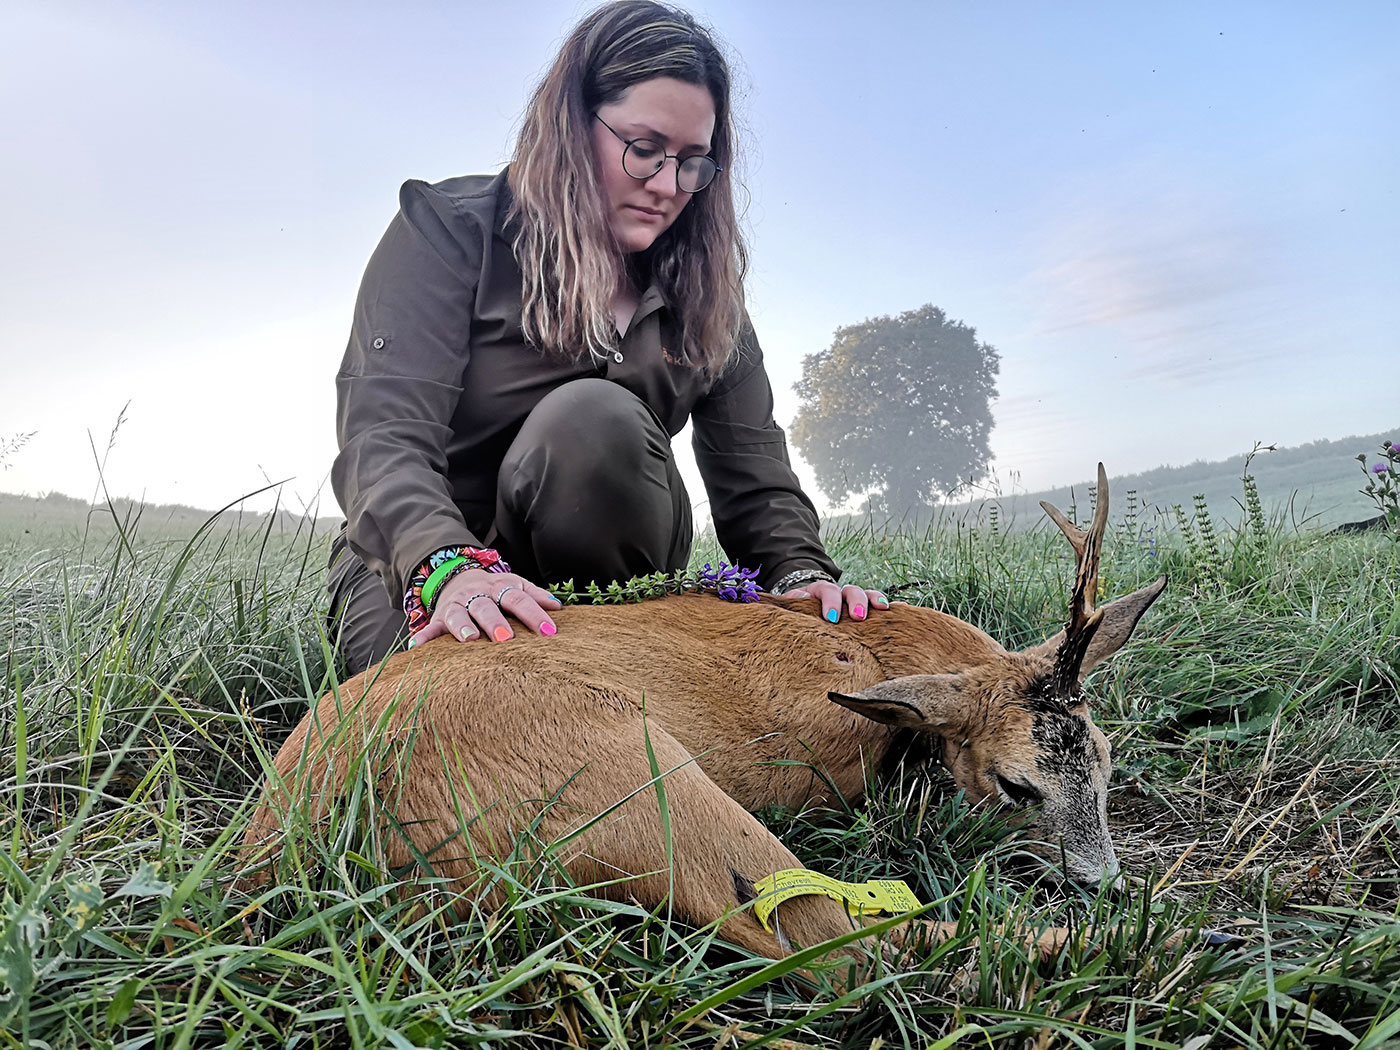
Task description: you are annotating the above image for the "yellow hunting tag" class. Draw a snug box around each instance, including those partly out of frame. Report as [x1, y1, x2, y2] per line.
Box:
[751, 869, 922, 932]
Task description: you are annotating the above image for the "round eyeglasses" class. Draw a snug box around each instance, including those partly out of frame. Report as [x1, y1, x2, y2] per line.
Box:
[594, 114, 721, 194]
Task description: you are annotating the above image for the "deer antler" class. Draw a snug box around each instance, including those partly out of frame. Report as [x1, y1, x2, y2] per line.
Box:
[1039, 463, 1110, 699]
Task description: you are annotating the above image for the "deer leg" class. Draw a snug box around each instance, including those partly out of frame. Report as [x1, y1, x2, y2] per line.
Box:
[532, 711, 872, 962]
[352, 696, 870, 963]
[249, 681, 888, 968]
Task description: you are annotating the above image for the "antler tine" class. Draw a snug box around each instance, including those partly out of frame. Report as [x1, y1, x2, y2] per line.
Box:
[1043, 463, 1111, 698]
[1082, 461, 1109, 610]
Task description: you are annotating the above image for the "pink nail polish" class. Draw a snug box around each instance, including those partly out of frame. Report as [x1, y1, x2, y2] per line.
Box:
[853, 606, 866, 620]
[540, 622, 557, 636]
[493, 626, 513, 642]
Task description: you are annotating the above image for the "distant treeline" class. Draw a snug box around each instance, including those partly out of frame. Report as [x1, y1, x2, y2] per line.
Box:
[0, 488, 340, 543]
[827, 427, 1397, 533]
[3, 426, 1393, 543]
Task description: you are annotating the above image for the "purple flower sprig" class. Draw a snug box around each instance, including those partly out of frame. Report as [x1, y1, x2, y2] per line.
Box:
[697, 561, 762, 602]
[1375, 462, 1390, 475]
[550, 562, 765, 605]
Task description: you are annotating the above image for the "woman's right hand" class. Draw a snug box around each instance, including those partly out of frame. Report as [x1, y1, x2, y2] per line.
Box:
[411, 568, 562, 646]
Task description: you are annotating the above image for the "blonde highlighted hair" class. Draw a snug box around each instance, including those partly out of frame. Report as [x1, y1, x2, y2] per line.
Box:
[508, 1, 747, 378]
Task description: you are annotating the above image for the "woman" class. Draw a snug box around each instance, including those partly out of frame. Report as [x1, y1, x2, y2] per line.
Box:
[329, 1, 887, 676]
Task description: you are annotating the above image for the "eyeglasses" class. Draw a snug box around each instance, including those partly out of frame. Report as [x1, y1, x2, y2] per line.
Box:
[594, 114, 721, 194]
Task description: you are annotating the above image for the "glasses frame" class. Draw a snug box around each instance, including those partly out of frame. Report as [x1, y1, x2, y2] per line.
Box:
[593, 114, 721, 194]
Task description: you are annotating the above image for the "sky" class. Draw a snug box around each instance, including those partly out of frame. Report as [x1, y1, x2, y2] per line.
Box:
[1, 0, 1395, 522]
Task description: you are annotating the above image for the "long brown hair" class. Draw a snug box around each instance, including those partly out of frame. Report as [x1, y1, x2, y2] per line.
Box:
[508, 1, 747, 378]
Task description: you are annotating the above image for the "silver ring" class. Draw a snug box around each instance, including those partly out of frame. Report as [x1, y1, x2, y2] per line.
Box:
[495, 585, 517, 607]
[460, 592, 490, 608]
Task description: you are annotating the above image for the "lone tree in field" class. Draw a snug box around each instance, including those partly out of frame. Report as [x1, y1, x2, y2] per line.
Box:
[791, 304, 1000, 514]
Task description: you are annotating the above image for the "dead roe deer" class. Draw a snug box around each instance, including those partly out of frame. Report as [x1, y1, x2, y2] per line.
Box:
[244, 465, 1166, 961]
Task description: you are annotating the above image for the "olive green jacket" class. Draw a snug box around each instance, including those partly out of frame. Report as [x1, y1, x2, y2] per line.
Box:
[333, 169, 840, 600]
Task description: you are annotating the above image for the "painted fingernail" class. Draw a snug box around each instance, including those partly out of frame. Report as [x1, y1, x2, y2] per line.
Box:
[407, 635, 420, 649]
[540, 621, 557, 636]
[493, 626, 513, 642]
[826, 609, 839, 623]
[853, 606, 866, 620]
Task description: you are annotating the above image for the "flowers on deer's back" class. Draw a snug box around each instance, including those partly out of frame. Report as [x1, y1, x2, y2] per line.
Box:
[698, 562, 761, 602]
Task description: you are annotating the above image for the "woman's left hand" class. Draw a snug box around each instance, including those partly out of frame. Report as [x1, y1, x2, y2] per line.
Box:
[780, 580, 890, 624]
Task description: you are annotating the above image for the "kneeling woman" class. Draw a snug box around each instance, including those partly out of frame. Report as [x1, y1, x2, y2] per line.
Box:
[329, 1, 886, 676]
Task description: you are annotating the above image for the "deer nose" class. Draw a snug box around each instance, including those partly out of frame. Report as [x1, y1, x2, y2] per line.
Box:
[1070, 868, 1124, 892]
[1099, 853, 1124, 892]
[1067, 851, 1121, 890]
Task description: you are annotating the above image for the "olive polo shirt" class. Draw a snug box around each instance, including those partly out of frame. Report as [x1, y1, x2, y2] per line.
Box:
[332, 168, 840, 601]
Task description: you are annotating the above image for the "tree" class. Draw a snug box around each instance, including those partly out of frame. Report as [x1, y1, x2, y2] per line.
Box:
[790, 305, 999, 514]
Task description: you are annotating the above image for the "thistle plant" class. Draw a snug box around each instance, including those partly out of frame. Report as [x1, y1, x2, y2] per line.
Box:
[1356, 438, 1400, 538]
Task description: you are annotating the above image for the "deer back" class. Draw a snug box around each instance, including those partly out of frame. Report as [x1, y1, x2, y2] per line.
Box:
[298, 594, 1007, 813]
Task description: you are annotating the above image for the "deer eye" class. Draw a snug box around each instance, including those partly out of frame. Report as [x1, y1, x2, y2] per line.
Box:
[995, 773, 1043, 806]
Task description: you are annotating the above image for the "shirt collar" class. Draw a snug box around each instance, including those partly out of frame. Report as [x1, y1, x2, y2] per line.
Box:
[634, 282, 667, 325]
[496, 164, 670, 324]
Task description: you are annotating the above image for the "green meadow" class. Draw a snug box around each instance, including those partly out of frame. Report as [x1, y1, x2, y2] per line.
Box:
[1, 478, 1398, 1048]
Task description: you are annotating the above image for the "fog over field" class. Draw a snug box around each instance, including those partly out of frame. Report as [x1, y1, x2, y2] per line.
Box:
[1, 1, 1395, 520]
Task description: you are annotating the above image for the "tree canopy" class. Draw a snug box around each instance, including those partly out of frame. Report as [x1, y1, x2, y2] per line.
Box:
[790, 304, 1000, 514]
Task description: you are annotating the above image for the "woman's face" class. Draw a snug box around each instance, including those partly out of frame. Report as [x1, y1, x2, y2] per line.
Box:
[591, 76, 717, 254]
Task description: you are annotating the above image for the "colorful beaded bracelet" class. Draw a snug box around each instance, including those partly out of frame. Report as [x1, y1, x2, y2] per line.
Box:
[404, 545, 511, 637]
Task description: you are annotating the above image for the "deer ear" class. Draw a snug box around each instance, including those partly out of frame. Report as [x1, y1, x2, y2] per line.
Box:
[827, 674, 966, 729]
[1028, 574, 1167, 681]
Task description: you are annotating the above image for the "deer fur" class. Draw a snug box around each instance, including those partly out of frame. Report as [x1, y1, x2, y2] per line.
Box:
[243, 467, 1166, 964]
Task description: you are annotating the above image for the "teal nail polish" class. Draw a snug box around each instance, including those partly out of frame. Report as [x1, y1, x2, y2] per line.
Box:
[826, 609, 839, 623]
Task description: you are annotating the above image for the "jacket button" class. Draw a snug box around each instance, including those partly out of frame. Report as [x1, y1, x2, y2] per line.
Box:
[372, 337, 385, 350]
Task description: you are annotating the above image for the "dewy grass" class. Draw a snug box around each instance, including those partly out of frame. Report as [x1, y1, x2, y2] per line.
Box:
[2, 486, 1400, 1047]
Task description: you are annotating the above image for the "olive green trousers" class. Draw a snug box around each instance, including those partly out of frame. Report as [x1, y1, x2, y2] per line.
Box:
[327, 379, 694, 676]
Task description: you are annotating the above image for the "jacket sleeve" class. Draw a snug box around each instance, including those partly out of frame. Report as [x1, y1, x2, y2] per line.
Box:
[690, 322, 841, 591]
[332, 179, 487, 601]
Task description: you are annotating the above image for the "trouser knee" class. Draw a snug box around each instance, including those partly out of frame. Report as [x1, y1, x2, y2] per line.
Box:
[496, 379, 692, 586]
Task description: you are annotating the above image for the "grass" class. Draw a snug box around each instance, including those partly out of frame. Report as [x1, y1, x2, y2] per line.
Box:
[2, 480, 1399, 1048]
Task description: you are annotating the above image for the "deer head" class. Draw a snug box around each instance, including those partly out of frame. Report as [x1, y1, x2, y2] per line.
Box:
[829, 464, 1166, 886]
